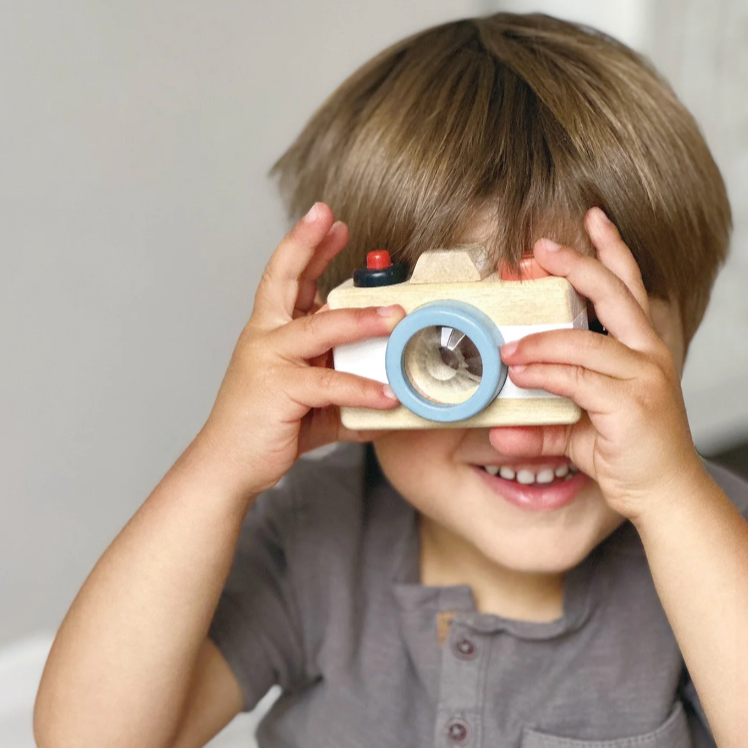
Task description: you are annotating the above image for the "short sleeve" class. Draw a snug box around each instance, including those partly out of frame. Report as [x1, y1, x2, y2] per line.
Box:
[208, 478, 306, 712]
[677, 459, 748, 747]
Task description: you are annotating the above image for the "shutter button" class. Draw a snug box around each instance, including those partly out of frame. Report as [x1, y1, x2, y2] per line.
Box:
[352, 250, 408, 287]
[445, 719, 471, 744]
[452, 636, 477, 660]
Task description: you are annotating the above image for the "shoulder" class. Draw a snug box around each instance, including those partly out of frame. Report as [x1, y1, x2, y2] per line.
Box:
[258, 442, 370, 534]
[702, 458, 748, 517]
[245, 442, 394, 574]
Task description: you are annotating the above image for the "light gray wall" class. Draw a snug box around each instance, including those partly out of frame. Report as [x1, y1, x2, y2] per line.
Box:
[0, 0, 484, 647]
[2, 1, 746, 648]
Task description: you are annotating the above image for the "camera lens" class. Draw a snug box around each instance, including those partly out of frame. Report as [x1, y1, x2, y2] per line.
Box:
[403, 325, 483, 404]
[384, 300, 507, 422]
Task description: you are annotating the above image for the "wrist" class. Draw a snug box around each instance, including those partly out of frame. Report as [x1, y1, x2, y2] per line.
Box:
[169, 426, 259, 516]
[630, 456, 716, 537]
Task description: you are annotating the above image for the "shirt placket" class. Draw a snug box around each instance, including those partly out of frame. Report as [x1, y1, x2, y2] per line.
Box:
[434, 604, 489, 748]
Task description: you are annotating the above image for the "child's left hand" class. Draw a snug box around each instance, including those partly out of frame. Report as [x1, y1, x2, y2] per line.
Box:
[492, 207, 706, 524]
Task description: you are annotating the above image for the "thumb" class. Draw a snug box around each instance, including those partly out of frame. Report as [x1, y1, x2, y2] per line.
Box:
[488, 424, 572, 458]
[489, 415, 597, 477]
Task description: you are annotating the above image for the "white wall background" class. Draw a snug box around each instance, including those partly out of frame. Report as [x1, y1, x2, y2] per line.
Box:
[1, 2, 746, 742]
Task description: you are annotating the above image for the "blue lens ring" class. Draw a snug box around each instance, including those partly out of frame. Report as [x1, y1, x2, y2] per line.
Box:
[385, 301, 507, 422]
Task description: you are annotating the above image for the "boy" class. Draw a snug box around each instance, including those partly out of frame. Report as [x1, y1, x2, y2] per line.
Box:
[34, 12, 748, 748]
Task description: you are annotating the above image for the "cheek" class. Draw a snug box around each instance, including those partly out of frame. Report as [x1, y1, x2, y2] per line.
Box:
[372, 430, 466, 510]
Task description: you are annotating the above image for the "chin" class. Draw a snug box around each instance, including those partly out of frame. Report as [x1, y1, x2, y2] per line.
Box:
[475, 534, 596, 575]
[462, 499, 627, 575]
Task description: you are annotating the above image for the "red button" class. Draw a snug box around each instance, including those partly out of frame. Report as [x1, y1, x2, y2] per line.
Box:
[498, 255, 550, 280]
[366, 250, 392, 270]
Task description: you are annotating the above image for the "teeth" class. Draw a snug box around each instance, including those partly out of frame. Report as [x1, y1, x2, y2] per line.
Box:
[481, 463, 579, 485]
[536, 469, 554, 484]
[516, 469, 535, 485]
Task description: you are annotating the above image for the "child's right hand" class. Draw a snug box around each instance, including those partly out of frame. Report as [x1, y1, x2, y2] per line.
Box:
[198, 202, 405, 499]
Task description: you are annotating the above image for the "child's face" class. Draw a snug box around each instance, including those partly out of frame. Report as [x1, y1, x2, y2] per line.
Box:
[372, 272, 686, 576]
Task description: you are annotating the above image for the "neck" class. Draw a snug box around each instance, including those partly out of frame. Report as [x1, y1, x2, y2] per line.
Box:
[418, 513, 565, 623]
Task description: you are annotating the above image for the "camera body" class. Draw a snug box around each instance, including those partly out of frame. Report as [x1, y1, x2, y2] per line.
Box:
[327, 245, 587, 430]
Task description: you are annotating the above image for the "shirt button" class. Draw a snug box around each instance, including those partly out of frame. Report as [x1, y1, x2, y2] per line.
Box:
[452, 636, 478, 660]
[445, 719, 471, 744]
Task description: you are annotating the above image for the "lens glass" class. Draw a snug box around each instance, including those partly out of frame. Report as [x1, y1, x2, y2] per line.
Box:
[403, 326, 483, 404]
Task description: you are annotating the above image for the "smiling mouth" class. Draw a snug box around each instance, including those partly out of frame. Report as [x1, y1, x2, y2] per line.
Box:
[476, 463, 580, 486]
[472, 461, 589, 511]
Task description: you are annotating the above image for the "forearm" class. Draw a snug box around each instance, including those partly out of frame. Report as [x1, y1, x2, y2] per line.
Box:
[35, 428, 254, 748]
[633, 464, 748, 748]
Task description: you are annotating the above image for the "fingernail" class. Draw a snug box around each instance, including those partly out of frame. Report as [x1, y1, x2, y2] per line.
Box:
[303, 202, 321, 223]
[378, 305, 400, 317]
[510, 364, 526, 373]
[383, 384, 397, 399]
[501, 341, 518, 357]
[540, 239, 561, 252]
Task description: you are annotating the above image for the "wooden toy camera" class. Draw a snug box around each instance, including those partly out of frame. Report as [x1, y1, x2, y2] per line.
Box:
[327, 245, 588, 430]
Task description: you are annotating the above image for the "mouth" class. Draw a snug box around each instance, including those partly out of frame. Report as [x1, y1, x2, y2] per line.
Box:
[471, 459, 589, 511]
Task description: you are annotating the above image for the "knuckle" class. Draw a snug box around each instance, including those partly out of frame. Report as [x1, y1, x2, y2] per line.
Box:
[259, 264, 278, 290]
[352, 306, 379, 328]
[571, 364, 585, 394]
[302, 310, 326, 337]
[354, 306, 375, 321]
[652, 343, 677, 376]
[636, 362, 669, 406]
[314, 366, 336, 391]
[568, 363, 592, 402]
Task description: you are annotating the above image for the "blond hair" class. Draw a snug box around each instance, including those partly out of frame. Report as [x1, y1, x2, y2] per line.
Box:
[270, 13, 731, 346]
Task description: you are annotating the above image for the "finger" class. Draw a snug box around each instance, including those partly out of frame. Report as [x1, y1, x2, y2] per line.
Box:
[488, 423, 572, 458]
[294, 299, 328, 321]
[284, 367, 400, 411]
[298, 406, 342, 455]
[295, 221, 349, 315]
[585, 208, 650, 318]
[507, 362, 622, 414]
[274, 305, 406, 361]
[488, 413, 597, 472]
[532, 238, 660, 352]
[253, 202, 336, 327]
[501, 329, 644, 380]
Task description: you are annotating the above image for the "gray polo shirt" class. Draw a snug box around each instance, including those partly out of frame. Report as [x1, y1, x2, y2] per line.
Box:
[209, 442, 748, 748]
